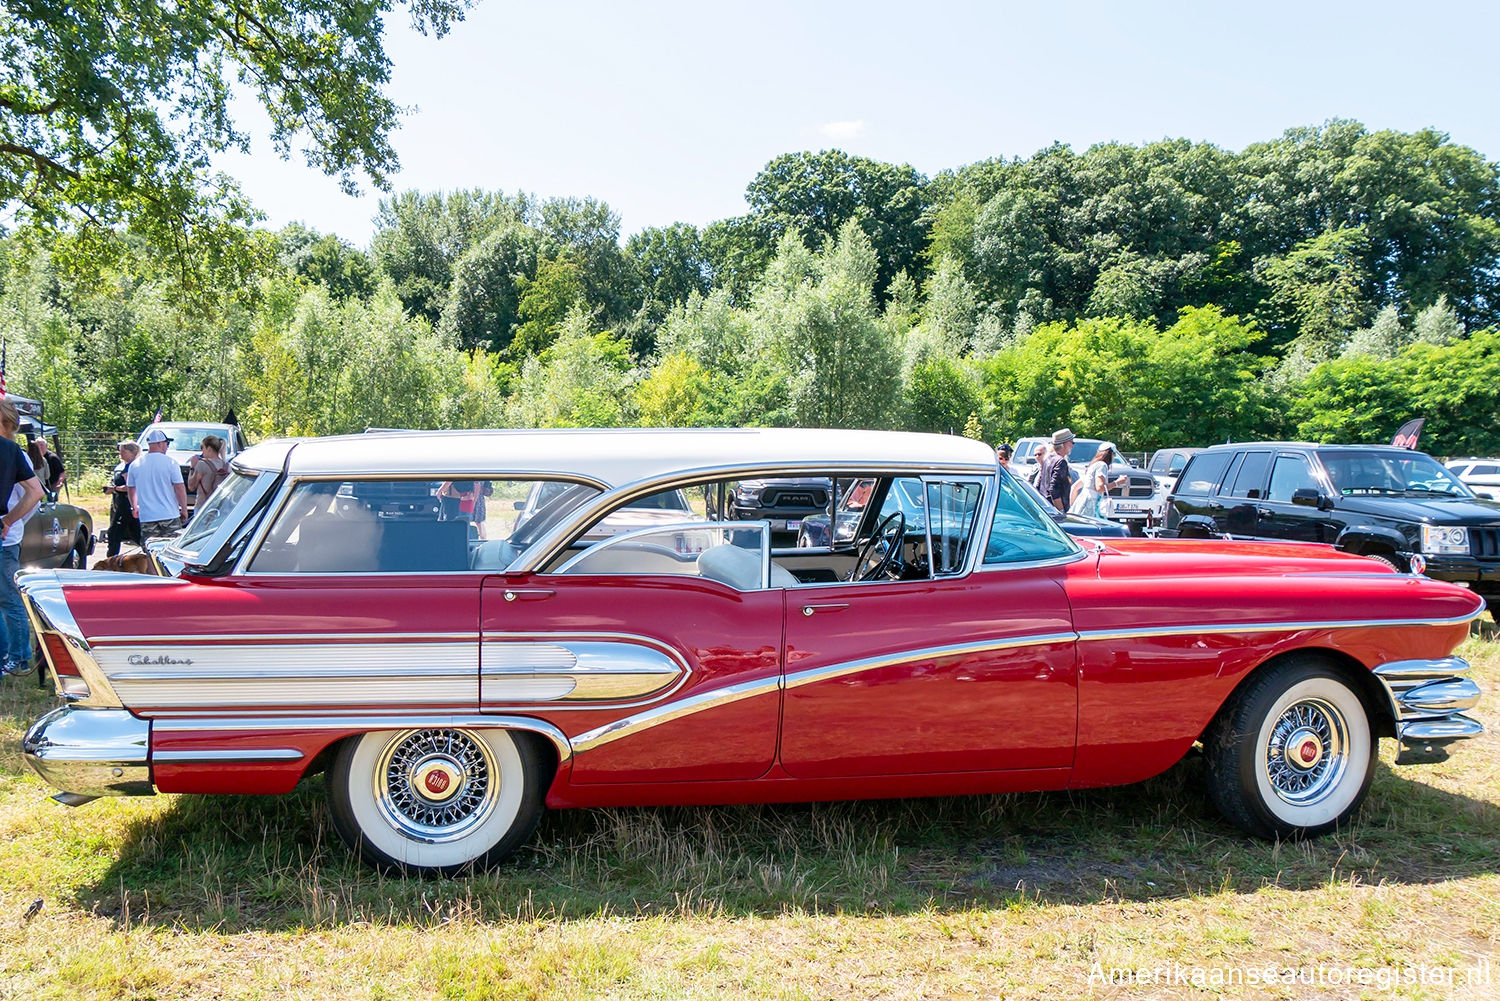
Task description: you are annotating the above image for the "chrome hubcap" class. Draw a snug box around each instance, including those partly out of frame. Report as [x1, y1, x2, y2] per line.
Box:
[1265, 699, 1348, 805]
[375, 729, 498, 842]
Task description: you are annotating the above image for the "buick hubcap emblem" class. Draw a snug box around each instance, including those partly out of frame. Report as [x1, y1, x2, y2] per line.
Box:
[413, 760, 462, 802]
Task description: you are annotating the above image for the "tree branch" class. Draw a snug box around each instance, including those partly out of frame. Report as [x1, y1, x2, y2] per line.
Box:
[0, 94, 63, 116]
[0, 142, 81, 178]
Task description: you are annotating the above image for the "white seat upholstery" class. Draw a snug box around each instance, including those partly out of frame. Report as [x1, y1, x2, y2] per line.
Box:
[697, 544, 796, 590]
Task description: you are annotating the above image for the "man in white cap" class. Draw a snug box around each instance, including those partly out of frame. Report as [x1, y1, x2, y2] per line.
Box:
[1041, 428, 1076, 511]
[128, 428, 188, 540]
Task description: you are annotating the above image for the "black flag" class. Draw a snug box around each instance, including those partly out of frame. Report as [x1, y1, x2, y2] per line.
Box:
[1390, 418, 1425, 450]
[222, 407, 239, 426]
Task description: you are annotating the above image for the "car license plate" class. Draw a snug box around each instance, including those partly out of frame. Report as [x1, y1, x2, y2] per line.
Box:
[774, 519, 802, 532]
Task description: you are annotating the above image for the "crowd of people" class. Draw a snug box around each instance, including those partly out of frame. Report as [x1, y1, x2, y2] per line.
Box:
[0, 419, 233, 679]
[994, 427, 1128, 519]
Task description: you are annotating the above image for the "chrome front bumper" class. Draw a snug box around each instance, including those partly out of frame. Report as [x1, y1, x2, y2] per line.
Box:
[22, 706, 154, 804]
[1373, 657, 1485, 764]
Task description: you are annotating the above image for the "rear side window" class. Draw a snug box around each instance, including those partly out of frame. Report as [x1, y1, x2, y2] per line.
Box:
[1474, 464, 1500, 476]
[1175, 452, 1232, 496]
[1223, 450, 1272, 498]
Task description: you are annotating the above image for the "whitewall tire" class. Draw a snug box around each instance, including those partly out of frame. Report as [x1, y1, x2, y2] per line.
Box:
[1205, 658, 1375, 838]
[327, 727, 547, 875]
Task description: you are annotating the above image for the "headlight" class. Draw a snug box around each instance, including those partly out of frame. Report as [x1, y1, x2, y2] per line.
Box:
[735, 487, 761, 502]
[1421, 525, 1470, 555]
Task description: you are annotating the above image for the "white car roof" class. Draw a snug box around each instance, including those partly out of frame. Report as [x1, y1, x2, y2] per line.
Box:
[231, 428, 998, 489]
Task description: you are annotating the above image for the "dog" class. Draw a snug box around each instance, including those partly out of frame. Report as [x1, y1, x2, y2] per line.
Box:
[91, 552, 159, 575]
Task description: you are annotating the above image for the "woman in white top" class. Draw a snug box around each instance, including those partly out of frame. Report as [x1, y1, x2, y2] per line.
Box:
[1070, 444, 1127, 518]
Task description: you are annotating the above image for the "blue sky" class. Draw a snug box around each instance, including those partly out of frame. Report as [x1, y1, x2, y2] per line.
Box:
[216, 0, 1500, 248]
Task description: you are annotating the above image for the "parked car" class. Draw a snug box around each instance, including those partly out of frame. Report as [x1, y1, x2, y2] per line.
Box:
[13, 398, 94, 569]
[1067, 438, 1158, 532]
[729, 476, 832, 538]
[1445, 458, 1500, 501]
[135, 422, 250, 509]
[21, 428, 1485, 875]
[1164, 441, 1500, 606]
[1146, 447, 1202, 520]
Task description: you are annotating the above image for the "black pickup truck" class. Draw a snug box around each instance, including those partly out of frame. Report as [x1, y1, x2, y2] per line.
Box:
[1164, 442, 1500, 605]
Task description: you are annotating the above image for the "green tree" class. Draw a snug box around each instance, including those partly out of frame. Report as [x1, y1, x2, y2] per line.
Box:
[439, 222, 541, 353]
[370, 188, 531, 325]
[1256, 226, 1372, 351]
[507, 309, 635, 428]
[510, 255, 584, 358]
[279, 226, 378, 302]
[744, 150, 929, 296]
[1, 0, 472, 290]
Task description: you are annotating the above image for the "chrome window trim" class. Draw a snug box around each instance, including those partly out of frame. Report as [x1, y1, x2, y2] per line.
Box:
[514, 460, 996, 574]
[550, 519, 773, 588]
[235, 472, 607, 577]
[150, 714, 574, 764]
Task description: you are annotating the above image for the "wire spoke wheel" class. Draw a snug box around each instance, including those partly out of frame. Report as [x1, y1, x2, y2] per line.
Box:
[1262, 698, 1348, 806]
[375, 729, 499, 842]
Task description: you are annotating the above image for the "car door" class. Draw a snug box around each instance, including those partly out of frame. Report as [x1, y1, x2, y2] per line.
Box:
[778, 476, 1078, 778]
[1213, 449, 1271, 537]
[1256, 451, 1339, 543]
[485, 521, 784, 784]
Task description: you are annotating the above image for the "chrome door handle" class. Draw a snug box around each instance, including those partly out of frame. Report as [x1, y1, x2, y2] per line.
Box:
[503, 588, 555, 602]
[801, 603, 850, 616]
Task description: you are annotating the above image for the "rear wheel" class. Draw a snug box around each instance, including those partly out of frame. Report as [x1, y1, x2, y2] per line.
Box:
[327, 727, 547, 875]
[63, 530, 89, 569]
[1204, 658, 1374, 838]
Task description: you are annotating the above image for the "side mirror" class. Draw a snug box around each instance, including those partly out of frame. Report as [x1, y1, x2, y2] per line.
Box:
[1291, 488, 1325, 509]
[512, 500, 525, 510]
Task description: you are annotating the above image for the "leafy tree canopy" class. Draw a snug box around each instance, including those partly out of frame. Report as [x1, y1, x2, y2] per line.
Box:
[1, 0, 474, 292]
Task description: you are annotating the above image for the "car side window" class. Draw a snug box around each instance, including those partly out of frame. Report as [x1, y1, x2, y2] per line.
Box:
[554, 523, 785, 588]
[1223, 450, 1272, 499]
[248, 478, 596, 573]
[1175, 452, 1232, 496]
[1267, 455, 1318, 502]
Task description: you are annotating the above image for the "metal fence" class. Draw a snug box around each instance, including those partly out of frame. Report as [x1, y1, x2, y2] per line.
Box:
[52, 431, 137, 480]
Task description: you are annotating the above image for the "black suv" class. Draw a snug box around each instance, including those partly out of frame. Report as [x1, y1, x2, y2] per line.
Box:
[729, 477, 832, 537]
[1165, 442, 1500, 604]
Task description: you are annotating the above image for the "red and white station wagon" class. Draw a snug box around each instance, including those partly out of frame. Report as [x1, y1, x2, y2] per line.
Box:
[20, 429, 1487, 874]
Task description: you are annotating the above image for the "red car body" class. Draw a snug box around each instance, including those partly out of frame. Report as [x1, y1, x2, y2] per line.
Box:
[21, 429, 1486, 874]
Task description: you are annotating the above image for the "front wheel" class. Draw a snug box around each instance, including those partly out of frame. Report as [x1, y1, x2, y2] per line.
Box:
[1203, 658, 1374, 838]
[327, 727, 547, 875]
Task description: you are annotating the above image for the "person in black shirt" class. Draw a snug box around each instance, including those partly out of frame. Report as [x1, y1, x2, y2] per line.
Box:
[1042, 428, 1076, 512]
[104, 440, 143, 556]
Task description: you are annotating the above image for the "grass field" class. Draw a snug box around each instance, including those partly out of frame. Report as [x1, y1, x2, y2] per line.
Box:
[1, 636, 1496, 999]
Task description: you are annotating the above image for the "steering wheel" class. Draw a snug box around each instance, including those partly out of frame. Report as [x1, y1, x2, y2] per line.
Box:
[852, 511, 906, 581]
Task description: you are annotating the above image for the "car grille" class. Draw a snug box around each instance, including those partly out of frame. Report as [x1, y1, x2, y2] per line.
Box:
[1108, 474, 1156, 499]
[763, 488, 828, 509]
[1471, 527, 1500, 558]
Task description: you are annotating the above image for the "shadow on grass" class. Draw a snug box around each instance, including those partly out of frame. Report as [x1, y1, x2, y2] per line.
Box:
[66, 749, 1499, 933]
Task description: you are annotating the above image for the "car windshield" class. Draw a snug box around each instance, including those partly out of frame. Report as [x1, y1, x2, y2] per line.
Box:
[1319, 450, 1473, 497]
[147, 426, 230, 451]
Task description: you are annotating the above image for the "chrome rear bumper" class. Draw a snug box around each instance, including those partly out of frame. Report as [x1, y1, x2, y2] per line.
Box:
[22, 706, 154, 804]
[1373, 657, 1485, 764]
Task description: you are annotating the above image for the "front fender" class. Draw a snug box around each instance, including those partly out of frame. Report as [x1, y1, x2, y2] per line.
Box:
[1335, 524, 1412, 558]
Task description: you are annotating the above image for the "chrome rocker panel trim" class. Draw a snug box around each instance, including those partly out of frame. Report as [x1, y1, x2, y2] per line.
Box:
[1373, 657, 1486, 764]
[23, 706, 152, 802]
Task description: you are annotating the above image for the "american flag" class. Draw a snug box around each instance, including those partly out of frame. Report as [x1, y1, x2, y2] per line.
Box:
[0, 340, 7, 397]
[152, 406, 163, 423]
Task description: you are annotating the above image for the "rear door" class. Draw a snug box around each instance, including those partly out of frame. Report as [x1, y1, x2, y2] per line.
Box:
[488, 522, 784, 784]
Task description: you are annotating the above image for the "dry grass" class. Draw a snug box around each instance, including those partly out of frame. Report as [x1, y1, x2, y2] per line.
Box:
[1, 633, 1497, 999]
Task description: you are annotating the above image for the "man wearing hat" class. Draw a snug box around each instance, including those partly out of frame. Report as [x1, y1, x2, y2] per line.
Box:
[1040, 428, 1075, 512]
[127, 428, 188, 540]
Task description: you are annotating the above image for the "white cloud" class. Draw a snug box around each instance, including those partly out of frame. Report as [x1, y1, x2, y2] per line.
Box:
[818, 120, 866, 142]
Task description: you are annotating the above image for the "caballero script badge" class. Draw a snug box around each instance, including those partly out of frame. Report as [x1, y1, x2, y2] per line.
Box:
[126, 655, 195, 666]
